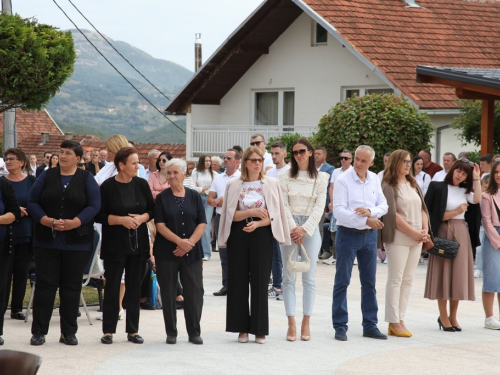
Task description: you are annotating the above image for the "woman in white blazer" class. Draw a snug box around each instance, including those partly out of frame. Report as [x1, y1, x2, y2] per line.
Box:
[219, 146, 290, 344]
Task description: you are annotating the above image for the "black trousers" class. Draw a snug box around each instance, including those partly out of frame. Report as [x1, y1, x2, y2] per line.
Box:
[141, 259, 153, 300]
[156, 257, 203, 338]
[0, 242, 10, 335]
[102, 254, 144, 334]
[226, 221, 273, 336]
[4, 242, 32, 313]
[214, 214, 228, 288]
[32, 247, 91, 335]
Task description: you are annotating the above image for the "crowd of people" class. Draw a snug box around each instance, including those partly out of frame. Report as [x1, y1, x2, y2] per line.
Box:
[0, 133, 498, 347]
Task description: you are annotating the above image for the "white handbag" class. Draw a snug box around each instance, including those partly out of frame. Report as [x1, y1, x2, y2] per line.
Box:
[287, 244, 311, 273]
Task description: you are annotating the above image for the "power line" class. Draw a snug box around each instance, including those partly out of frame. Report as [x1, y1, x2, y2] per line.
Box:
[66, 0, 172, 102]
[52, 0, 185, 134]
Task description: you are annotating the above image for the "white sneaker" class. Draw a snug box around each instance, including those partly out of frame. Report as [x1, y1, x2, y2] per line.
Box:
[353, 258, 358, 265]
[203, 257, 209, 261]
[118, 309, 124, 320]
[322, 256, 336, 265]
[474, 270, 482, 278]
[485, 317, 500, 330]
[96, 315, 103, 321]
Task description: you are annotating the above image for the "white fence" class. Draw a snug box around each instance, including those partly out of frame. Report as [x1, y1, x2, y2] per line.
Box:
[191, 125, 318, 157]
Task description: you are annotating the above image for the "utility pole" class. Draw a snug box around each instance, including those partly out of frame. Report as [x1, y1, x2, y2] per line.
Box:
[2, 0, 17, 150]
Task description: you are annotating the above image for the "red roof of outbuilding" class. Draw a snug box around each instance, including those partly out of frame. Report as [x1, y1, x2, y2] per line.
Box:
[0, 109, 63, 141]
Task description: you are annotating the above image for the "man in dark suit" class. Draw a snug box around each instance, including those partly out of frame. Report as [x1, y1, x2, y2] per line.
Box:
[86, 150, 105, 176]
[35, 151, 52, 177]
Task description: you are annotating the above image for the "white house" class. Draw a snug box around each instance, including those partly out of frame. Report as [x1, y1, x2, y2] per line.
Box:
[167, 0, 500, 162]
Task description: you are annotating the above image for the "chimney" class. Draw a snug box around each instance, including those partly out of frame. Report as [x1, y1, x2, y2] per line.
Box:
[195, 33, 202, 72]
[64, 132, 74, 140]
[41, 132, 49, 142]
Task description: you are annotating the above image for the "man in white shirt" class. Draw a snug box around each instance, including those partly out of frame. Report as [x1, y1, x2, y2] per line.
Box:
[142, 149, 161, 181]
[99, 150, 108, 165]
[250, 134, 273, 173]
[432, 152, 456, 182]
[322, 150, 353, 264]
[265, 141, 290, 300]
[208, 149, 241, 296]
[332, 145, 389, 342]
[377, 153, 391, 182]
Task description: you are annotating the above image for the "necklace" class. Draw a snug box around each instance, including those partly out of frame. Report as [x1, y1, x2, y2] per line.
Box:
[128, 228, 138, 251]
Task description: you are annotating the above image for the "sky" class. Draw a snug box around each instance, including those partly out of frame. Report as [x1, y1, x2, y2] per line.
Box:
[11, 0, 264, 72]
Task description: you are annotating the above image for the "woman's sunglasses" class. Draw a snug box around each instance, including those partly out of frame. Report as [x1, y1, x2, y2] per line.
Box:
[158, 158, 168, 163]
[292, 149, 309, 157]
[458, 157, 474, 167]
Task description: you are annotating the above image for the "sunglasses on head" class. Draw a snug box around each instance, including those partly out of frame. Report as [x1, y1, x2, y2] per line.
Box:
[292, 149, 309, 157]
[340, 156, 351, 161]
[458, 157, 474, 167]
[250, 141, 263, 147]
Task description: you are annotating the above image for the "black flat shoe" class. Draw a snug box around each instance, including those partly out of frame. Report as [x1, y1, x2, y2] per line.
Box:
[213, 287, 227, 296]
[437, 317, 455, 332]
[30, 332, 46, 346]
[10, 312, 26, 320]
[166, 336, 177, 344]
[140, 301, 155, 310]
[101, 335, 113, 344]
[176, 300, 184, 309]
[60, 333, 78, 345]
[189, 336, 203, 345]
[127, 334, 144, 344]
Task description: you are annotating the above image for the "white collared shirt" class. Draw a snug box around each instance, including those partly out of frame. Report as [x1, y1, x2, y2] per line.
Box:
[333, 167, 388, 230]
[263, 151, 273, 171]
[330, 165, 353, 184]
[432, 169, 447, 182]
[209, 169, 242, 214]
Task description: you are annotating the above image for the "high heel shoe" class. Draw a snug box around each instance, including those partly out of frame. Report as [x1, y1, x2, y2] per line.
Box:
[388, 325, 412, 337]
[448, 317, 462, 331]
[437, 317, 455, 332]
[238, 333, 249, 343]
[286, 326, 296, 342]
[300, 325, 311, 341]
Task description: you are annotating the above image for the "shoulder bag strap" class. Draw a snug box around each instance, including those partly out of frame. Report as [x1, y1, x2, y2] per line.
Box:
[446, 221, 459, 242]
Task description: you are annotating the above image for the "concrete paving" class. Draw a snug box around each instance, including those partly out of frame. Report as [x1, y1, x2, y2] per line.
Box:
[2, 254, 500, 375]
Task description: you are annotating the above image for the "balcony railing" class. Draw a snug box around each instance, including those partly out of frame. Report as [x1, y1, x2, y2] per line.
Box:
[191, 125, 318, 157]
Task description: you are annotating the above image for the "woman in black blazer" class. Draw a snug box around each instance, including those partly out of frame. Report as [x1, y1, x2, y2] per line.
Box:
[154, 158, 206, 345]
[96, 147, 154, 345]
[423, 159, 481, 332]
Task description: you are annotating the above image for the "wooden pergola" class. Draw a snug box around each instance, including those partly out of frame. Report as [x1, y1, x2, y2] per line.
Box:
[416, 66, 500, 156]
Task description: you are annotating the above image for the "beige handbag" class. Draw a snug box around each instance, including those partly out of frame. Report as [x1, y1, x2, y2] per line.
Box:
[287, 244, 311, 273]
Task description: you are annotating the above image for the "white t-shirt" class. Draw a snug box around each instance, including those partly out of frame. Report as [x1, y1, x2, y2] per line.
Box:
[192, 168, 217, 195]
[238, 180, 266, 211]
[446, 185, 475, 220]
[330, 165, 353, 184]
[266, 164, 291, 179]
[432, 170, 447, 182]
[208, 170, 242, 214]
[263, 151, 273, 171]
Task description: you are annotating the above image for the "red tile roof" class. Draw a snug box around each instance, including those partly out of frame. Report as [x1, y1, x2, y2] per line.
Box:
[0, 110, 63, 142]
[17, 134, 187, 170]
[303, 0, 500, 109]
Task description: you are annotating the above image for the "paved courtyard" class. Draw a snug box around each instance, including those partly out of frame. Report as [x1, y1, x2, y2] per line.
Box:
[2, 253, 499, 375]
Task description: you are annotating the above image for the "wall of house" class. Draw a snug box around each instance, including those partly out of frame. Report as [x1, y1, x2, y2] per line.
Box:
[215, 12, 388, 126]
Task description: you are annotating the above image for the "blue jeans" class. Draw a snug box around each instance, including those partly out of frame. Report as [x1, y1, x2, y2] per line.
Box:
[271, 239, 282, 290]
[332, 226, 378, 332]
[321, 222, 332, 251]
[200, 195, 213, 259]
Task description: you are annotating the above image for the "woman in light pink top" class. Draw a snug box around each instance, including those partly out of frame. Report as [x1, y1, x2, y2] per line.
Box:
[148, 151, 171, 200]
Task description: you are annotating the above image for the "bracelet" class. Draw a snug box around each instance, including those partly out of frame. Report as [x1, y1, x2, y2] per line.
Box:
[51, 219, 56, 239]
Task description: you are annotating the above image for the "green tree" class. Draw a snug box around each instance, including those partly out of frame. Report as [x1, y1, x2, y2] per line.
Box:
[0, 14, 76, 113]
[313, 94, 434, 171]
[451, 100, 500, 154]
[267, 133, 314, 154]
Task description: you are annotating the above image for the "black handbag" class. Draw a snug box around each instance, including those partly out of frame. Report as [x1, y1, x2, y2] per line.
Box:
[427, 222, 459, 260]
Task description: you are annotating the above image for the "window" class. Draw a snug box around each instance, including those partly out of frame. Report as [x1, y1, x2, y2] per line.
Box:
[254, 90, 295, 126]
[315, 23, 328, 45]
[344, 87, 394, 100]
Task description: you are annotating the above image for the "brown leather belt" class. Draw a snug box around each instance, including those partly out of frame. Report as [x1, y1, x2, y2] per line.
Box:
[338, 226, 373, 235]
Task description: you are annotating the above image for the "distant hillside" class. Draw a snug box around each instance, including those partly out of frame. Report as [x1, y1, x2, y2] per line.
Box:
[47, 29, 192, 143]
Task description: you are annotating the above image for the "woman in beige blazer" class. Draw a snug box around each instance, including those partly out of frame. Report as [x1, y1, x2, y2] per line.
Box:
[219, 146, 290, 344]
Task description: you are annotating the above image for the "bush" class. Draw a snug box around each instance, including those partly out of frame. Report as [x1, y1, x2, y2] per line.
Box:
[267, 133, 314, 154]
[313, 94, 434, 171]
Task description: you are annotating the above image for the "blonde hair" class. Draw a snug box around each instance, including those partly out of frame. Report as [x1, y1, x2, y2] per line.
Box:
[105, 134, 129, 153]
[240, 146, 266, 181]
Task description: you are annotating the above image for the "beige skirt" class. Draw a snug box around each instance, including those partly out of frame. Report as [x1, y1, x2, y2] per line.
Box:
[424, 219, 475, 301]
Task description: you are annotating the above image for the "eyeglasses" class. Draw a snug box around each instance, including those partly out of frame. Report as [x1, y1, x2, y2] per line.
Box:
[4, 157, 18, 162]
[250, 141, 263, 147]
[459, 157, 474, 167]
[292, 149, 309, 157]
[246, 158, 263, 164]
[403, 160, 412, 166]
[340, 156, 351, 161]
[158, 158, 168, 163]
[224, 156, 233, 160]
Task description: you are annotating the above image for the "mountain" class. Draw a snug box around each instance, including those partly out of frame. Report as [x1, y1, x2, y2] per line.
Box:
[46, 29, 192, 143]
